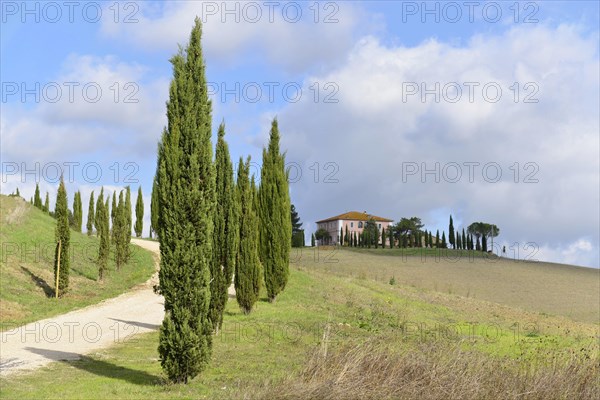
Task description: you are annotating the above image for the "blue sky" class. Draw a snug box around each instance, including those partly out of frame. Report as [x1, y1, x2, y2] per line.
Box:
[2, 1, 599, 267]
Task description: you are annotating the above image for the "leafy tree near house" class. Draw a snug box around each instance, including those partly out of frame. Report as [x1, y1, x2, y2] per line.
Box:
[234, 157, 261, 315]
[340, 227, 344, 246]
[210, 123, 239, 332]
[345, 225, 349, 246]
[258, 119, 292, 303]
[388, 226, 394, 249]
[53, 176, 70, 295]
[482, 234, 487, 252]
[135, 186, 144, 238]
[449, 215, 455, 249]
[315, 228, 331, 245]
[381, 227, 385, 248]
[86, 191, 95, 236]
[155, 18, 215, 384]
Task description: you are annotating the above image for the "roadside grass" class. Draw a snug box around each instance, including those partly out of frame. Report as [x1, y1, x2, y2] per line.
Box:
[0, 195, 156, 329]
[293, 246, 600, 324]
[1, 257, 598, 399]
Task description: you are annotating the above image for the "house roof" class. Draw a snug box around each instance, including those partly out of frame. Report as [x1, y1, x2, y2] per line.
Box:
[316, 211, 393, 224]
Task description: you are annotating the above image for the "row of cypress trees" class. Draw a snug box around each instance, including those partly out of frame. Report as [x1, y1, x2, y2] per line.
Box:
[152, 18, 292, 384]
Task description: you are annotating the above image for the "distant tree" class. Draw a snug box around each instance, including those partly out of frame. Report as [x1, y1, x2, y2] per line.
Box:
[135, 186, 144, 237]
[44, 192, 50, 213]
[393, 217, 423, 242]
[315, 228, 331, 245]
[87, 191, 95, 235]
[71, 191, 82, 232]
[345, 225, 349, 246]
[16, 187, 20, 197]
[476, 236, 481, 251]
[311, 233, 315, 247]
[114, 191, 128, 270]
[95, 188, 105, 241]
[388, 226, 393, 248]
[462, 229, 467, 250]
[290, 204, 303, 232]
[54, 176, 70, 295]
[449, 215, 455, 249]
[362, 219, 379, 249]
[481, 234, 487, 252]
[235, 157, 261, 314]
[456, 231, 462, 249]
[34, 183, 42, 209]
[435, 230, 440, 248]
[441, 232, 447, 248]
[340, 227, 344, 246]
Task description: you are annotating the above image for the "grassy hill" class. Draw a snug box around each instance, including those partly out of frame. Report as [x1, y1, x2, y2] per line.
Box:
[1, 246, 598, 399]
[0, 195, 155, 328]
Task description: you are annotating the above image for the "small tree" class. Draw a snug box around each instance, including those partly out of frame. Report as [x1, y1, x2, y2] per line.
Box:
[441, 232, 447, 248]
[134, 186, 144, 237]
[124, 186, 132, 261]
[388, 226, 393, 248]
[449, 215, 455, 249]
[34, 183, 42, 209]
[54, 177, 70, 295]
[311, 233, 315, 247]
[87, 191, 95, 236]
[97, 190, 109, 280]
[315, 228, 331, 245]
[111, 191, 117, 241]
[44, 192, 50, 213]
[340, 227, 344, 246]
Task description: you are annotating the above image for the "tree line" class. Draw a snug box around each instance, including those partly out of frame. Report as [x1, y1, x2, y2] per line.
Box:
[151, 18, 292, 384]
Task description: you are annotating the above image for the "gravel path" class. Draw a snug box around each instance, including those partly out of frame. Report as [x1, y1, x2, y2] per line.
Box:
[0, 239, 235, 377]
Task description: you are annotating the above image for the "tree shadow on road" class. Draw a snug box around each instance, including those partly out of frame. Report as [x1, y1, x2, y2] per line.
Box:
[25, 347, 162, 386]
[109, 317, 160, 331]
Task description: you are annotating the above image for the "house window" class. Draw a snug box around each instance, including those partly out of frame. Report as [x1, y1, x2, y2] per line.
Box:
[350, 222, 354, 228]
[378, 224, 381, 229]
[358, 222, 363, 228]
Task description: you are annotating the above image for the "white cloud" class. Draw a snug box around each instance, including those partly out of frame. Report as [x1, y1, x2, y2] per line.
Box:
[100, 1, 371, 73]
[277, 24, 599, 267]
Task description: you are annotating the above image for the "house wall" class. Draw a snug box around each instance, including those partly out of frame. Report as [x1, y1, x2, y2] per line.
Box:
[317, 219, 393, 245]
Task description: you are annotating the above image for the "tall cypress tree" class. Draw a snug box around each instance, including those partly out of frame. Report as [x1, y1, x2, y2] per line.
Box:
[235, 157, 261, 314]
[53, 176, 70, 295]
[449, 215, 455, 249]
[115, 191, 127, 270]
[456, 231, 462, 249]
[135, 186, 144, 238]
[441, 232, 447, 248]
[210, 123, 238, 332]
[435, 230, 440, 248]
[311, 233, 316, 247]
[340, 227, 343, 246]
[155, 18, 214, 384]
[150, 177, 158, 239]
[87, 191, 95, 236]
[462, 229, 467, 250]
[258, 119, 291, 302]
[34, 183, 42, 209]
[124, 186, 132, 261]
[111, 191, 117, 241]
[72, 191, 82, 232]
[44, 192, 50, 213]
[97, 190, 110, 279]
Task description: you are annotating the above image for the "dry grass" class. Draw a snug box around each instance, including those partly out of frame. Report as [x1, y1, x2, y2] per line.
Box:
[257, 338, 600, 400]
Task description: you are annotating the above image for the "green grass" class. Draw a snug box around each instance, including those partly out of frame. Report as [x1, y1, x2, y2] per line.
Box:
[0, 195, 156, 329]
[293, 246, 600, 324]
[1, 251, 598, 399]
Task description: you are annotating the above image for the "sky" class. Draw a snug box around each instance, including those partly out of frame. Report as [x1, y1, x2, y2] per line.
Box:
[1, 1, 599, 268]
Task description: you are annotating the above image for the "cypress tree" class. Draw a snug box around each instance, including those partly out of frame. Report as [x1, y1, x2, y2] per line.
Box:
[34, 183, 42, 209]
[87, 191, 95, 236]
[435, 230, 440, 248]
[449, 215, 455, 249]
[311, 233, 315, 247]
[344, 226, 349, 246]
[463, 229, 467, 250]
[235, 157, 261, 314]
[135, 186, 144, 237]
[482, 234, 487, 252]
[388, 226, 393, 248]
[16, 187, 20, 197]
[124, 186, 132, 261]
[441, 232, 447, 248]
[210, 123, 238, 332]
[156, 18, 215, 384]
[340, 227, 343, 246]
[429, 231, 433, 248]
[97, 190, 110, 279]
[150, 177, 158, 239]
[381, 227, 385, 248]
[44, 192, 50, 213]
[72, 191, 82, 232]
[115, 191, 127, 270]
[53, 176, 70, 295]
[111, 191, 117, 240]
[30, 197, 33, 205]
[258, 119, 291, 303]
[456, 232, 462, 249]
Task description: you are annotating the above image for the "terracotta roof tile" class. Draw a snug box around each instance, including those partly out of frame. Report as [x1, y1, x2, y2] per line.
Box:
[316, 211, 393, 223]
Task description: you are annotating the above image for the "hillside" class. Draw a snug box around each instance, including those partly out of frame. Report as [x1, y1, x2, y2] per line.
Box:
[1, 245, 598, 399]
[0, 195, 155, 328]
[301, 246, 600, 324]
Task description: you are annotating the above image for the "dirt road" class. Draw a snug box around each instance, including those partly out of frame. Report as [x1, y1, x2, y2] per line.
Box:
[1, 239, 163, 377]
